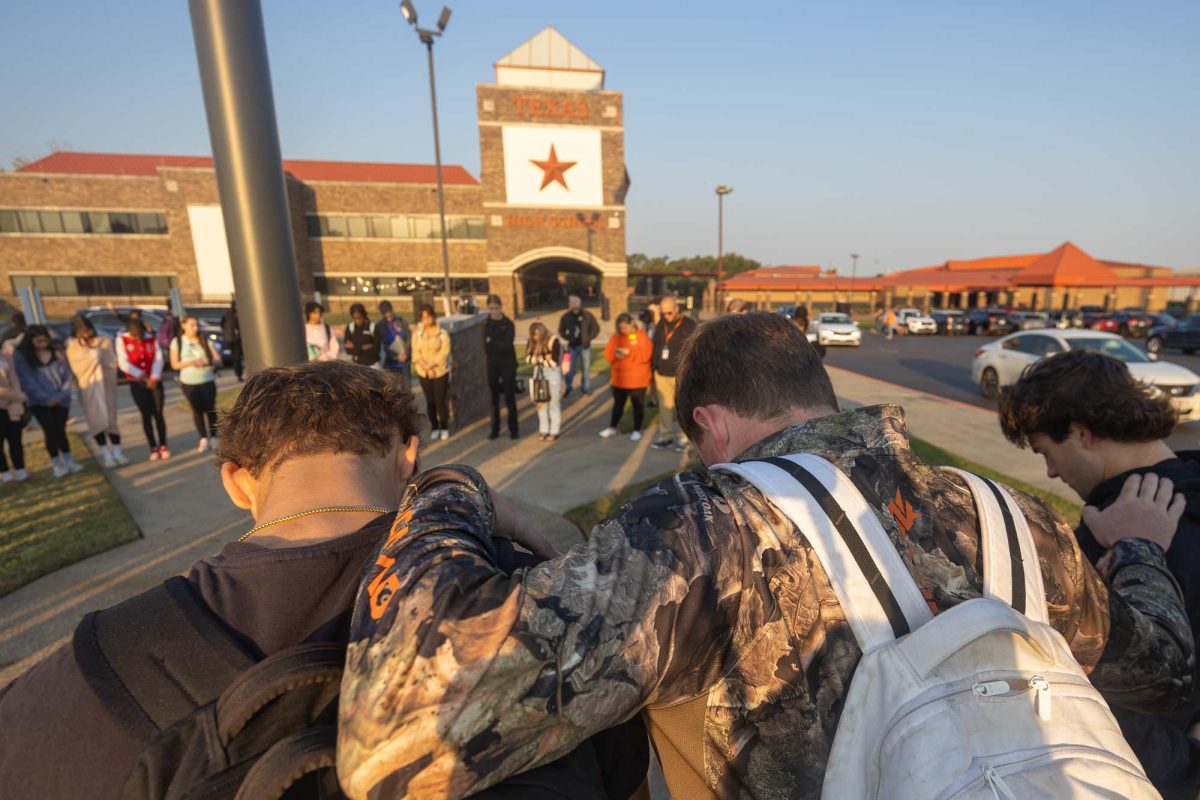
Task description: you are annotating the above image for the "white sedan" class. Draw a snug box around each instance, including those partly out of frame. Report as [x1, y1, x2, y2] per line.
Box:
[810, 313, 862, 346]
[898, 308, 937, 334]
[972, 330, 1200, 421]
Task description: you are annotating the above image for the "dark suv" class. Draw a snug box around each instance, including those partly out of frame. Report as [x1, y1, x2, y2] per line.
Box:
[1147, 315, 1200, 356]
[965, 308, 1015, 336]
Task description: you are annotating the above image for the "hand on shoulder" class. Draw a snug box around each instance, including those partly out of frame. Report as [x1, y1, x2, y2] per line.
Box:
[1082, 473, 1185, 553]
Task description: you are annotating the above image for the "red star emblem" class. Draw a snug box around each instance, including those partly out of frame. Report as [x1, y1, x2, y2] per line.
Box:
[530, 144, 577, 191]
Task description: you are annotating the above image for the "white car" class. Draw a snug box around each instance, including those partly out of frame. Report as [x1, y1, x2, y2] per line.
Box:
[898, 308, 937, 334]
[972, 330, 1200, 421]
[810, 313, 862, 346]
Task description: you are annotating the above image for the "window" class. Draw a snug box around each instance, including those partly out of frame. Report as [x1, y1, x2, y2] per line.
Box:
[39, 211, 64, 233]
[134, 213, 167, 234]
[0, 210, 18, 233]
[306, 213, 486, 240]
[368, 216, 391, 238]
[108, 213, 135, 233]
[306, 216, 322, 238]
[1013, 335, 1061, 357]
[410, 216, 438, 239]
[61, 211, 86, 233]
[88, 212, 112, 233]
[347, 216, 369, 238]
[1065, 337, 1150, 363]
[10, 274, 175, 297]
[324, 216, 348, 237]
[18, 211, 42, 233]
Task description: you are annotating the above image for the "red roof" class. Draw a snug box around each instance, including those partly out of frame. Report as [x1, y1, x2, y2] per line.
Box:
[747, 265, 823, 277]
[1013, 242, 1120, 287]
[15, 151, 479, 186]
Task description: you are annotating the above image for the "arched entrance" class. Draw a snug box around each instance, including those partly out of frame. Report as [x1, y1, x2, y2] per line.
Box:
[517, 256, 602, 312]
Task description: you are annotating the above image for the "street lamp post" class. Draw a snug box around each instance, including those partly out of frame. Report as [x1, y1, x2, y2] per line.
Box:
[850, 252, 860, 316]
[400, 1, 454, 315]
[576, 212, 604, 318]
[715, 185, 733, 313]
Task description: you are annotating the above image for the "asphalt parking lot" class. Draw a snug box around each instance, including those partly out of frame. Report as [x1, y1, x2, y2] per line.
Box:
[821, 330, 1200, 452]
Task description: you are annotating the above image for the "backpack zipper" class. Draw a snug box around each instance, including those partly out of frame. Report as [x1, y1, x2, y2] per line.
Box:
[939, 745, 1151, 799]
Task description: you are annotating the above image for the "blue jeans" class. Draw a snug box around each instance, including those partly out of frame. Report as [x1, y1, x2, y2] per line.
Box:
[564, 346, 591, 393]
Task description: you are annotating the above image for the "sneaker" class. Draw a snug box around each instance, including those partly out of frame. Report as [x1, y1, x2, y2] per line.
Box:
[440, 430, 451, 441]
[102, 454, 117, 469]
[159, 446, 172, 460]
[510, 430, 519, 440]
[114, 453, 129, 466]
[599, 427, 618, 438]
[14, 468, 27, 481]
[539, 433, 548, 441]
[630, 431, 643, 442]
[650, 438, 673, 450]
[53, 463, 69, 478]
[487, 431, 500, 441]
[1, 471, 12, 483]
[65, 459, 84, 474]
[149, 449, 161, 461]
[548, 434, 559, 442]
[208, 437, 218, 452]
[197, 437, 209, 453]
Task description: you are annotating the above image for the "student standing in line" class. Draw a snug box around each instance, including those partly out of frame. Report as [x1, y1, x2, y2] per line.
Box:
[377, 300, 411, 381]
[1, 312, 28, 355]
[117, 316, 170, 460]
[558, 295, 600, 398]
[483, 295, 519, 441]
[600, 313, 653, 442]
[412, 303, 451, 441]
[649, 296, 696, 452]
[304, 302, 341, 362]
[13, 325, 82, 477]
[66, 315, 126, 468]
[221, 299, 244, 381]
[525, 322, 564, 442]
[0, 347, 28, 482]
[171, 315, 221, 453]
[344, 303, 382, 368]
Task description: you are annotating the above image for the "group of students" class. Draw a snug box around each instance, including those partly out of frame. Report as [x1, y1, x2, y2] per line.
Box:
[0, 308, 222, 482]
[4, 311, 1200, 799]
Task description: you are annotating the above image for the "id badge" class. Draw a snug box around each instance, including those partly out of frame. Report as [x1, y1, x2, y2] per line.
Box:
[661, 348, 670, 360]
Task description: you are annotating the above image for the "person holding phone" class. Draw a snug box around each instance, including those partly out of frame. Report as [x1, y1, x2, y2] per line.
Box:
[600, 314, 653, 442]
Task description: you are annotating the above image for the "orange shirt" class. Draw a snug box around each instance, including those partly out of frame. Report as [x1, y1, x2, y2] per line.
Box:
[605, 330, 653, 390]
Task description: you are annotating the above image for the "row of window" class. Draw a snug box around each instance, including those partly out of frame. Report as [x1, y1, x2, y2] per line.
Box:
[314, 275, 490, 297]
[306, 214, 486, 241]
[10, 274, 177, 297]
[0, 209, 169, 236]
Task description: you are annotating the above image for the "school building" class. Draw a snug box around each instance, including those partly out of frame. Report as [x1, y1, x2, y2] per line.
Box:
[0, 27, 629, 319]
[723, 242, 1200, 315]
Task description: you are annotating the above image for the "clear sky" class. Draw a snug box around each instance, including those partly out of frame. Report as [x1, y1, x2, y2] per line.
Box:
[2, 1, 1197, 274]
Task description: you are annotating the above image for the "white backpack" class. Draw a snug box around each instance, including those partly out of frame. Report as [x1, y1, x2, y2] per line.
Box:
[718, 453, 1159, 800]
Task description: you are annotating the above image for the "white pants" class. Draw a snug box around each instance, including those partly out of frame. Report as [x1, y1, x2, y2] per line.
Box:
[533, 367, 563, 436]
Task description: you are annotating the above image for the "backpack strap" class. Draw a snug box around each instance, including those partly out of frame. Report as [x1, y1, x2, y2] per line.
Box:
[716, 453, 933, 653]
[943, 469, 1049, 624]
[73, 576, 258, 740]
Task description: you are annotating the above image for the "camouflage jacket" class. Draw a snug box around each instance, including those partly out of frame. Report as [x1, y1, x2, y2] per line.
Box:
[339, 405, 1193, 799]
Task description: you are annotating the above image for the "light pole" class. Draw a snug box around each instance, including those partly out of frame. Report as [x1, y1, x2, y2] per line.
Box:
[715, 185, 733, 313]
[576, 212, 604, 318]
[850, 252, 860, 316]
[400, 0, 453, 315]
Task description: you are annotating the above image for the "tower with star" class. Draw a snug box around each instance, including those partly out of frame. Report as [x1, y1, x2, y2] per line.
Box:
[478, 27, 629, 318]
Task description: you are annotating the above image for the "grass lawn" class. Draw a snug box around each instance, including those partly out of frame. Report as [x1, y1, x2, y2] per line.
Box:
[564, 435, 1081, 536]
[0, 432, 141, 597]
[517, 345, 608, 379]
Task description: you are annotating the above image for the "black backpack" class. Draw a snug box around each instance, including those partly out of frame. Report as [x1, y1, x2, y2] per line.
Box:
[73, 576, 346, 800]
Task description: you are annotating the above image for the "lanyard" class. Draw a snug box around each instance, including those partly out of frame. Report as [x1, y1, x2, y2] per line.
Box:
[662, 317, 684, 347]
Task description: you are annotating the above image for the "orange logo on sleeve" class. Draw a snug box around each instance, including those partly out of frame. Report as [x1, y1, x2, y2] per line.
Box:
[888, 489, 922, 535]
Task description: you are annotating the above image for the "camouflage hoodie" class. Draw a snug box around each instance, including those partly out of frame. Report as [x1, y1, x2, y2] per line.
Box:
[338, 404, 1193, 799]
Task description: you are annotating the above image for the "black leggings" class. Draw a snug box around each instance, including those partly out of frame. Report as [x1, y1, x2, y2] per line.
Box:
[419, 374, 450, 430]
[129, 381, 167, 449]
[0, 409, 25, 471]
[488, 362, 519, 435]
[30, 405, 70, 458]
[610, 387, 646, 432]
[181, 381, 218, 439]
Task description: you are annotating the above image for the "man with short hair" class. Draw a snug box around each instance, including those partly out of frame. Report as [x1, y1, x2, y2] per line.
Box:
[0, 361, 646, 800]
[558, 295, 600, 397]
[999, 348, 1200, 796]
[649, 295, 696, 451]
[337, 313, 1193, 800]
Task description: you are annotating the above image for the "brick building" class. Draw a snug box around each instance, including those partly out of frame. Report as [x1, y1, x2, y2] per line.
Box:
[0, 27, 628, 318]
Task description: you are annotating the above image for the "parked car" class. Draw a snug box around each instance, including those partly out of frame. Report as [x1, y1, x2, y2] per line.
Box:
[1087, 315, 1121, 333]
[809, 312, 862, 346]
[1048, 310, 1084, 329]
[79, 305, 229, 365]
[965, 308, 1017, 336]
[1009, 312, 1052, 331]
[1107, 311, 1154, 338]
[1148, 312, 1179, 329]
[931, 310, 967, 335]
[897, 308, 937, 335]
[1146, 315, 1200, 356]
[972, 330, 1200, 422]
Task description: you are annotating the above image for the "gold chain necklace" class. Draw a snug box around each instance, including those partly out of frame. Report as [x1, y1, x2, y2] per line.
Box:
[237, 506, 391, 543]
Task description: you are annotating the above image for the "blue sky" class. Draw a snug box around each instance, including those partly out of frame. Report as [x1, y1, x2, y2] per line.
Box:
[2, 1, 1197, 274]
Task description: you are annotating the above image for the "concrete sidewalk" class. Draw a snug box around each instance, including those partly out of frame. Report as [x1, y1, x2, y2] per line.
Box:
[828, 365, 1074, 502]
